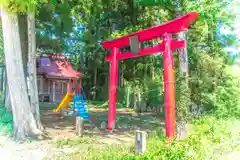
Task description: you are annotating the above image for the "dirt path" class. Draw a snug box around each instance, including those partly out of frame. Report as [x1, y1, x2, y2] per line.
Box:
[0, 107, 139, 160]
[0, 132, 134, 160]
[0, 134, 51, 160]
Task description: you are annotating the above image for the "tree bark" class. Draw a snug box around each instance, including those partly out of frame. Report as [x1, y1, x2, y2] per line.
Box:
[175, 0, 189, 79]
[178, 31, 189, 78]
[120, 68, 124, 87]
[18, 14, 28, 83]
[5, 81, 12, 112]
[27, 12, 43, 130]
[128, 0, 137, 25]
[0, 67, 4, 92]
[132, 87, 137, 109]
[131, 65, 137, 109]
[93, 67, 97, 100]
[175, 0, 190, 140]
[1, 8, 41, 141]
[4, 71, 12, 112]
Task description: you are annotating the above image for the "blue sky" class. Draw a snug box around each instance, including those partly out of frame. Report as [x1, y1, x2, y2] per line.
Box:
[221, 0, 240, 54]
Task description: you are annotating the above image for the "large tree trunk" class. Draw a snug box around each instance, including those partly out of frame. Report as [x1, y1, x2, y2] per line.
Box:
[175, 0, 190, 140]
[18, 14, 28, 83]
[175, 0, 189, 79]
[1, 8, 41, 141]
[27, 12, 43, 130]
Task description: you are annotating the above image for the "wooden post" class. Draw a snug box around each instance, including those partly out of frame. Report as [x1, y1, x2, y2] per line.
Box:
[79, 79, 82, 88]
[52, 81, 56, 103]
[76, 116, 84, 136]
[48, 80, 50, 94]
[135, 130, 147, 155]
[61, 82, 64, 94]
[39, 76, 43, 94]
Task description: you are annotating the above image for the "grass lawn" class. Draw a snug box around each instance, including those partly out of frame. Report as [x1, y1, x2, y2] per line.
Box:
[44, 116, 240, 160]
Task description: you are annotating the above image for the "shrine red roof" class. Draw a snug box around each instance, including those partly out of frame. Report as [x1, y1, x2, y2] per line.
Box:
[37, 53, 83, 79]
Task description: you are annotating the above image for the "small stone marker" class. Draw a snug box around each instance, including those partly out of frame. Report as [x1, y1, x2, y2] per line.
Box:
[100, 121, 107, 129]
[76, 116, 84, 136]
[135, 130, 147, 155]
[93, 126, 100, 132]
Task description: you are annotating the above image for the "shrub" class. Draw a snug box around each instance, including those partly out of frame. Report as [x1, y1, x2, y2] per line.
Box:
[188, 49, 240, 119]
[0, 99, 13, 135]
[211, 74, 240, 118]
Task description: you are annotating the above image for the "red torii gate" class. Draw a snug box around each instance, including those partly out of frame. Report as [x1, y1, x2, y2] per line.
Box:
[101, 12, 198, 139]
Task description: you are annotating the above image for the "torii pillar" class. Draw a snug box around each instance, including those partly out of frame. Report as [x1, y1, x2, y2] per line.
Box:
[102, 12, 198, 139]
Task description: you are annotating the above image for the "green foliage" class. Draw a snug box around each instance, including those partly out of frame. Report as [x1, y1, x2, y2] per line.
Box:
[134, 0, 172, 6]
[172, 0, 240, 120]
[10, 0, 237, 122]
[117, 88, 127, 106]
[0, 99, 13, 135]
[36, 1, 74, 52]
[188, 46, 240, 118]
[210, 74, 240, 118]
[78, 0, 240, 121]
[0, 0, 47, 13]
[109, 26, 142, 40]
[143, 77, 164, 106]
[175, 77, 191, 121]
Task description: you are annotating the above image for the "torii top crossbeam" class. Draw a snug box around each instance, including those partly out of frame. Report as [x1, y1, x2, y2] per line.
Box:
[102, 12, 198, 50]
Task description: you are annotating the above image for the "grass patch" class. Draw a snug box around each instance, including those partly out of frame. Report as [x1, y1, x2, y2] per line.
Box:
[87, 101, 124, 109]
[50, 116, 240, 160]
[55, 136, 96, 148]
[67, 145, 135, 160]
